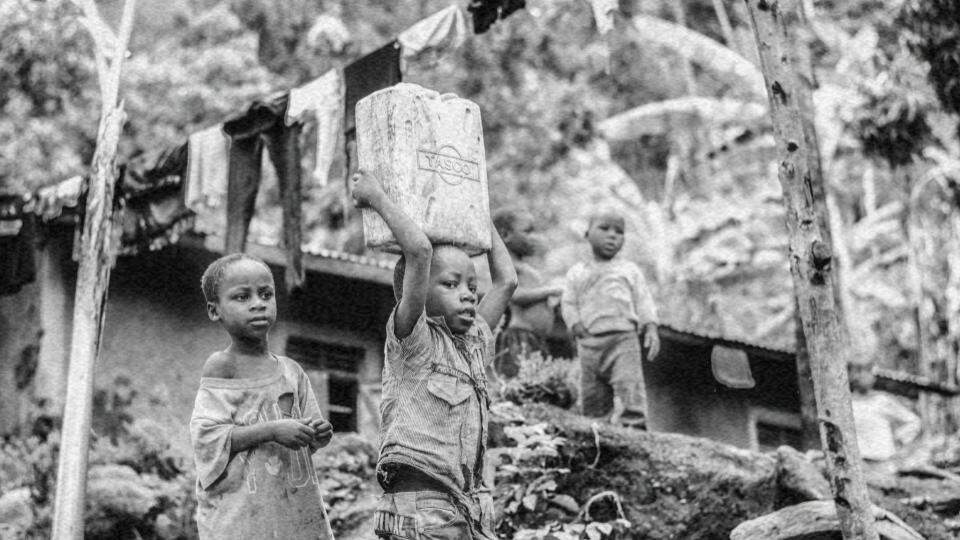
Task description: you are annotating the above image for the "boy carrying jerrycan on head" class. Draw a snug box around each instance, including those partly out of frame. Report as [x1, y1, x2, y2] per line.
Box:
[352, 83, 518, 540]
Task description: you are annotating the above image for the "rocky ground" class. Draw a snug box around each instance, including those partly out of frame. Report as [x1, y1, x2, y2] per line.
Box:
[335, 402, 956, 539]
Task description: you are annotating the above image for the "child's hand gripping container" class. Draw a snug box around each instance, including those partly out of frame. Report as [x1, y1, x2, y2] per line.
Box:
[355, 82, 492, 255]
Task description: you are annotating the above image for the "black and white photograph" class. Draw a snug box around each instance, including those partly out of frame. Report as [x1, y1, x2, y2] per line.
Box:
[1, 0, 959, 538]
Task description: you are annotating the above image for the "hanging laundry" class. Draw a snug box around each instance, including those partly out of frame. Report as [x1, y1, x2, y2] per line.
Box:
[343, 40, 402, 134]
[468, 0, 525, 34]
[398, 5, 468, 62]
[588, 0, 618, 35]
[118, 190, 195, 256]
[34, 176, 85, 222]
[286, 69, 343, 188]
[502, 0, 526, 19]
[185, 125, 230, 248]
[343, 41, 402, 199]
[263, 122, 305, 291]
[224, 136, 264, 254]
[468, 0, 499, 34]
[122, 143, 188, 197]
[0, 195, 37, 295]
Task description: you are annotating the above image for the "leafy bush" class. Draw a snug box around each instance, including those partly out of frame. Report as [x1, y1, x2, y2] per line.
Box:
[0, 418, 198, 540]
[312, 433, 379, 533]
[500, 352, 579, 410]
[492, 420, 630, 540]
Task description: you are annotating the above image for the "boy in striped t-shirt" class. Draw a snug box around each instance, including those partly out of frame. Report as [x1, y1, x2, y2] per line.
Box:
[351, 170, 517, 540]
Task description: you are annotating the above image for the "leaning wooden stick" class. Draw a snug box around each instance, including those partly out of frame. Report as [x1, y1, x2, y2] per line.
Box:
[742, 0, 879, 538]
[51, 0, 137, 538]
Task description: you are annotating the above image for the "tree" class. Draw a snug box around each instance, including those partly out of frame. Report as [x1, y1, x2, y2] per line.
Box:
[743, 0, 878, 537]
[51, 0, 137, 535]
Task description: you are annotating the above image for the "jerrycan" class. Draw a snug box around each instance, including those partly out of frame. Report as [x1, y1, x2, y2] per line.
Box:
[355, 82, 491, 255]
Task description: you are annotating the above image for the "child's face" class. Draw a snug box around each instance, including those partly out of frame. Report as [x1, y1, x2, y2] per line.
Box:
[208, 259, 277, 341]
[504, 213, 538, 258]
[426, 246, 479, 334]
[586, 213, 625, 260]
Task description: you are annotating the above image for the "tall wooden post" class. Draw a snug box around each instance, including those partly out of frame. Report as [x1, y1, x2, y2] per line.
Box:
[743, 0, 878, 538]
[51, 1, 136, 537]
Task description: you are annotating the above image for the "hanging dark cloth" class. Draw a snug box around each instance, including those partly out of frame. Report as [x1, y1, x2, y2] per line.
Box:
[467, 0, 526, 34]
[0, 195, 37, 295]
[223, 92, 305, 291]
[224, 136, 264, 254]
[343, 40, 402, 196]
[262, 122, 304, 291]
[343, 40, 402, 134]
[122, 142, 188, 198]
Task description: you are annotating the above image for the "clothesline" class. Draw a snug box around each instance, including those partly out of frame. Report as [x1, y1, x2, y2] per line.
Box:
[0, 2, 531, 296]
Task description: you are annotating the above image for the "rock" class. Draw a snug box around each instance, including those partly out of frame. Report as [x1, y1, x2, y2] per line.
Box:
[730, 500, 924, 540]
[508, 404, 780, 539]
[775, 445, 831, 505]
[0, 487, 34, 535]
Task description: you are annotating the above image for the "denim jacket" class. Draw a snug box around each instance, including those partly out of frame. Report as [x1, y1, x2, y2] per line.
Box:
[378, 309, 492, 498]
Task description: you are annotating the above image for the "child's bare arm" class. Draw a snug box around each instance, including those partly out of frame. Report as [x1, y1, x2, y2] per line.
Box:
[478, 221, 518, 328]
[512, 285, 563, 307]
[352, 170, 432, 338]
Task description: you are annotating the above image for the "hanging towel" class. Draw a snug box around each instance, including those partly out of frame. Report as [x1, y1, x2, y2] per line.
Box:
[186, 125, 230, 243]
[286, 69, 343, 188]
[710, 345, 755, 389]
[398, 5, 468, 61]
[34, 175, 84, 221]
[0, 195, 37, 295]
[588, 0, 618, 34]
[344, 41, 402, 134]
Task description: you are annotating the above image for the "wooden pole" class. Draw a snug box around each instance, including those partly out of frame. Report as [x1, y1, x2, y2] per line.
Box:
[51, 1, 136, 537]
[794, 303, 820, 450]
[742, 1, 878, 538]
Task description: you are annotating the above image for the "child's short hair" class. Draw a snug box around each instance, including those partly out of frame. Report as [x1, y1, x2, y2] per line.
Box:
[201, 253, 269, 304]
[586, 207, 626, 229]
[391, 245, 466, 303]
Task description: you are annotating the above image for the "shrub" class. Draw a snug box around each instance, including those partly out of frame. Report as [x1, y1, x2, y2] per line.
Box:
[0, 418, 198, 540]
[500, 351, 579, 409]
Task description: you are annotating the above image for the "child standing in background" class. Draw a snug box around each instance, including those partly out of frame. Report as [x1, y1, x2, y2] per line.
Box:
[492, 206, 563, 378]
[561, 209, 660, 427]
[351, 170, 517, 540]
[190, 253, 334, 540]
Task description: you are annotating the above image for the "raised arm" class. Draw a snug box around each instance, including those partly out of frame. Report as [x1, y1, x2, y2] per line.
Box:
[478, 220, 518, 329]
[352, 170, 432, 338]
[511, 265, 562, 307]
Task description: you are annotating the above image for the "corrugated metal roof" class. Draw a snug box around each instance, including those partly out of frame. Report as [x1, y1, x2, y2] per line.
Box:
[660, 324, 794, 358]
[301, 245, 397, 271]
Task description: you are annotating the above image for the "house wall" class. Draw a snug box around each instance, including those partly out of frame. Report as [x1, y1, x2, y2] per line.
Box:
[644, 335, 801, 450]
[39, 243, 395, 454]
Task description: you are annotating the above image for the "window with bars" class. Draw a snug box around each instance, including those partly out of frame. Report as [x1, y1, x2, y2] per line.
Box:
[285, 336, 363, 432]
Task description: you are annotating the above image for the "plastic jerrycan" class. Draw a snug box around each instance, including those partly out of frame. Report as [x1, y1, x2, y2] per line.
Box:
[356, 82, 491, 255]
